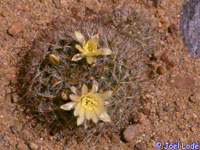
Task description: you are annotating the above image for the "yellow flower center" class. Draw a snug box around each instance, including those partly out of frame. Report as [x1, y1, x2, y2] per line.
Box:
[83, 40, 97, 53]
[81, 96, 97, 110]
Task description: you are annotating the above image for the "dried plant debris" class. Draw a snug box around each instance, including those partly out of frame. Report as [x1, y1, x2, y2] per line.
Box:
[180, 0, 200, 57]
[16, 3, 155, 144]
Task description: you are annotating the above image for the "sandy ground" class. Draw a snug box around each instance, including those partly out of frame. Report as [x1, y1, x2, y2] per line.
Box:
[0, 0, 200, 150]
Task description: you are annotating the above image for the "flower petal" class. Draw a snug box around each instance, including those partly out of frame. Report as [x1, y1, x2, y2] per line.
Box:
[93, 100, 105, 116]
[85, 110, 92, 120]
[81, 84, 88, 95]
[77, 106, 85, 126]
[92, 34, 99, 45]
[72, 53, 85, 61]
[79, 107, 85, 118]
[69, 94, 80, 101]
[75, 44, 85, 53]
[94, 107, 102, 116]
[60, 102, 76, 111]
[74, 103, 80, 116]
[98, 48, 113, 55]
[99, 112, 111, 122]
[77, 115, 85, 126]
[91, 80, 98, 93]
[86, 57, 94, 64]
[101, 91, 113, 100]
[85, 109, 98, 123]
[70, 86, 80, 95]
[75, 31, 85, 44]
[91, 111, 98, 123]
[92, 93, 105, 108]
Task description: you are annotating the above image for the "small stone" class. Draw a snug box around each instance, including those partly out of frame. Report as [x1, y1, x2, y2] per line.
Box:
[160, 53, 176, 67]
[189, 92, 200, 103]
[130, 113, 142, 123]
[29, 142, 39, 150]
[85, 7, 96, 16]
[123, 125, 138, 142]
[160, 32, 167, 41]
[19, 129, 31, 141]
[52, 0, 61, 9]
[134, 142, 146, 150]
[171, 75, 196, 89]
[150, 0, 160, 7]
[163, 105, 170, 112]
[1, 10, 6, 17]
[153, 49, 163, 58]
[71, 7, 79, 17]
[168, 24, 178, 37]
[157, 66, 165, 75]
[16, 141, 29, 150]
[10, 125, 17, 134]
[7, 23, 23, 36]
[140, 108, 150, 115]
[183, 113, 190, 120]
[11, 93, 19, 103]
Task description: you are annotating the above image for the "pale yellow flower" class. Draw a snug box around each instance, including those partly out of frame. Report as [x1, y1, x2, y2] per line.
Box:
[60, 81, 112, 128]
[72, 31, 113, 64]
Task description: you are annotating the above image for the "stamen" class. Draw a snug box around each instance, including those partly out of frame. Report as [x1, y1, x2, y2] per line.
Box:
[83, 41, 96, 53]
[81, 96, 97, 110]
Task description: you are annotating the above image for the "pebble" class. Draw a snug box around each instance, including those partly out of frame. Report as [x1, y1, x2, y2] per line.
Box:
[163, 105, 170, 112]
[160, 53, 176, 67]
[183, 113, 190, 120]
[171, 75, 196, 89]
[52, 0, 61, 9]
[156, 66, 165, 75]
[153, 49, 163, 58]
[168, 24, 178, 37]
[16, 141, 29, 150]
[71, 7, 79, 17]
[140, 108, 151, 115]
[130, 113, 143, 123]
[189, 92, 200, 103]
[130, 113, 145, 123]
[11, 93, 19, 103]
[1, 10, 6, 17]
[134, 142, 146, 150]
[150, 0, 160, 7]
[7, 23, 23, 36]
[123, 125, 138, 142]
[10, 125, 17, 134]
[19, 129, 30, 141]
[29, 142, 39, 150]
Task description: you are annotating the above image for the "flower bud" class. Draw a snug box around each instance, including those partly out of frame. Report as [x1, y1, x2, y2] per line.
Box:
[49, 54, 61, 65]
